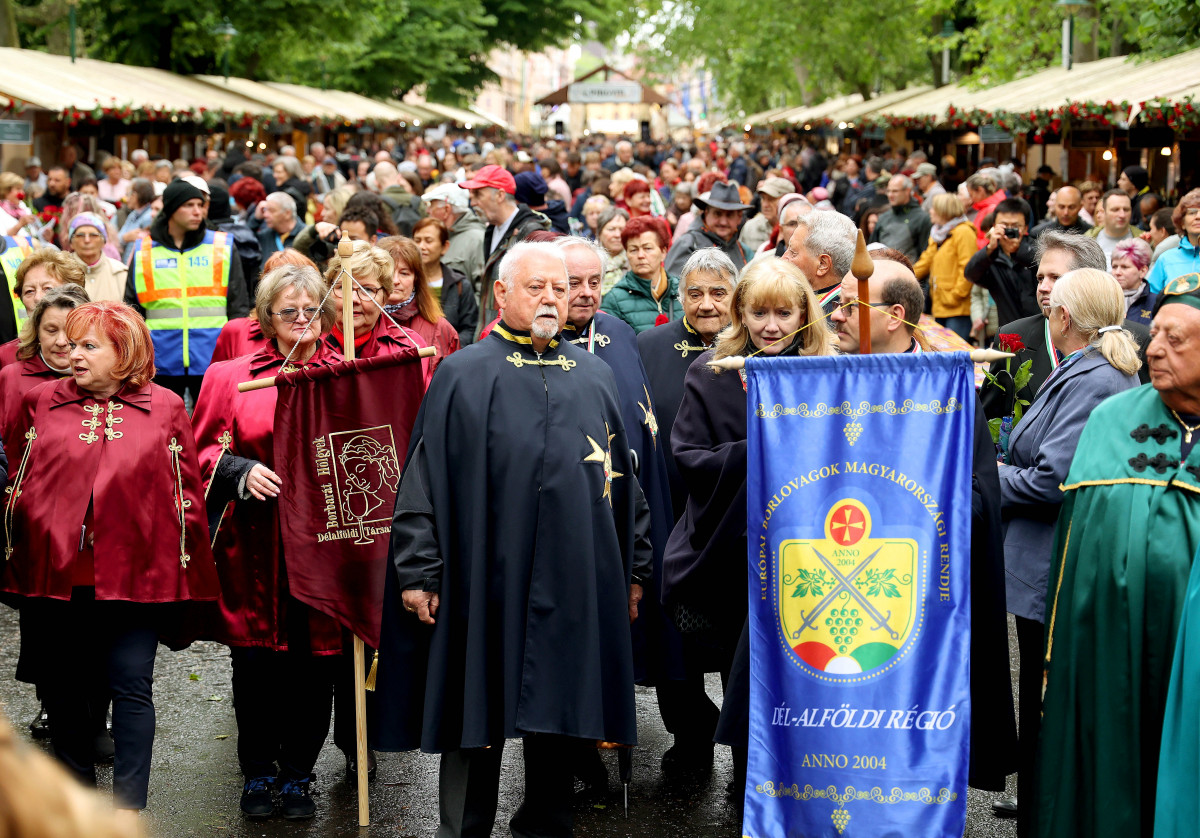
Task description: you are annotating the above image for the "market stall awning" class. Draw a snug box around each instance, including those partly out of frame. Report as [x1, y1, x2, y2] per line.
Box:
[262, 82, 415, 124]
[193, 75, 340, 119]
[534, 64, 670, 107]
[802, 85, 935, 125]
[855, 47, 1200, 126]
[392, 98, 501, 129]
[0, 48, 275, 115]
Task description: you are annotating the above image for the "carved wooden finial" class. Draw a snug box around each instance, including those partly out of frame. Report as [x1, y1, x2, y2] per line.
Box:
[337, 233, 354, 258]
[851, 230, 874, 281]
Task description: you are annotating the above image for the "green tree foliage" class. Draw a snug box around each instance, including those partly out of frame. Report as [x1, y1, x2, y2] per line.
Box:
[612, 0, 927, 117]
[7, 0, 601, 100]
[620, 0, 1200, 113]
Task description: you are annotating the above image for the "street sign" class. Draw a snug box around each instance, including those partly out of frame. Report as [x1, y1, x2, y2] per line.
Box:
[0, 121, 31, 144]
[567, 81, 643, 104]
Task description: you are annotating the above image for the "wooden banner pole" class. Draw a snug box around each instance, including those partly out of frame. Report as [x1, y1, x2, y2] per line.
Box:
[335, 236, 372, 829]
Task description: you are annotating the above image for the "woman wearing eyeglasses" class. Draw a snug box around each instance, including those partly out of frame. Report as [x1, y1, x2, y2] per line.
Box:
[66, 212, 129, 303]
[191, 263, 344, 821]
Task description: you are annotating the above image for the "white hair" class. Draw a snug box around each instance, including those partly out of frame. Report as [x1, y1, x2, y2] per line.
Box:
[265, 191, 297, 218]
[794, 210, 857, 277]
[130, 149, 149, 164]
[555, 235, 608, 276]
[499, 241, 568, 294]
[779, 197, 814, 225]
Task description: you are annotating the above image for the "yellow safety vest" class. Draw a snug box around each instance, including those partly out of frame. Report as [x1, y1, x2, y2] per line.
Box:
[1, 235, 34, 330]
[133, 231, 231, 375]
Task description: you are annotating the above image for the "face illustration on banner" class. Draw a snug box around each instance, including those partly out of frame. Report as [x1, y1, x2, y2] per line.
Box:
[778, 498, 920, 679]
[330, 427, 401, 545]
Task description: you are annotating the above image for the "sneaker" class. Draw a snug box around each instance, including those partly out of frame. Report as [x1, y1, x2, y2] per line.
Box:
[240, 776, 275, 819]
[279, 777, 316, 821]
[29, 705, 50, 740]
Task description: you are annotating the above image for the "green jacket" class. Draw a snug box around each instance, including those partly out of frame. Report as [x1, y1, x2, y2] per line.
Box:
[1038, 384, 1200, 838]
[599, 270, 681, 334]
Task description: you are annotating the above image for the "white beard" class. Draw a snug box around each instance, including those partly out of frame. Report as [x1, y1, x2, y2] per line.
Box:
[531, 306, 560, 340]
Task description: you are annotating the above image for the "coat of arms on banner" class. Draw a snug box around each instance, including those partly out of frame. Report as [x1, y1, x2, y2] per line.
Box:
[778, 498, 920, 679]
[324, 425, 401, 545]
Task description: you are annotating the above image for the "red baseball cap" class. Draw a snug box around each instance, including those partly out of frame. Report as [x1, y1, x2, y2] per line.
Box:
[459, 164, 516, 195]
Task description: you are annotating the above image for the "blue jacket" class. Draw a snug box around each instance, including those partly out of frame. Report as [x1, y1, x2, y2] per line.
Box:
[1147, 236, 1200, 293]
[997, 347, 1139, 622]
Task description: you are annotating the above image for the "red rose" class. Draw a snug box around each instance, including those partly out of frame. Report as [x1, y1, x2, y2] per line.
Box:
[997, 333, 1026, 353]
[655, 314, 669, 327]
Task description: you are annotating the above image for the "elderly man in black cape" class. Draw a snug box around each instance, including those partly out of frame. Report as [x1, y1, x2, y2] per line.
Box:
[637, 247, 740, 772]
[373, 241, 652, 838]
[556, 236, 691, 778]
[818, 253, 1019, 794]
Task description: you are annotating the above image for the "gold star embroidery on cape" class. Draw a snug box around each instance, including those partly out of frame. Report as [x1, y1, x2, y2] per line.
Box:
[637, 384, 659, 449]
[583, 422, 624, 506]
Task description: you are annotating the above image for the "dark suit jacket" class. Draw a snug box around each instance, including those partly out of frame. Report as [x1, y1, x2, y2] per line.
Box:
[981, 313, 1150, 420]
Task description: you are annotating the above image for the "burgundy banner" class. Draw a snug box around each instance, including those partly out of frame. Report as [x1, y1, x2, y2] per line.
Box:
[273, 349, 425, 647]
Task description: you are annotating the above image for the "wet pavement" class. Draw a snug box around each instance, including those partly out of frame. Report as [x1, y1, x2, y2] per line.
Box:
[0, 606, 1018, 837]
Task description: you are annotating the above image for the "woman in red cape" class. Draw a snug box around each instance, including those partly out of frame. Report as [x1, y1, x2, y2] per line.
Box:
[0, 283, 91, 741]
[323, 240, 431, 385]
[192, 263, 344, 821]
[1, 301, 218, 813]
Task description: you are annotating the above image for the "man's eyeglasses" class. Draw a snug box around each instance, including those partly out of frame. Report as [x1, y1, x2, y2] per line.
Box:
[331, 284, 384, 299]
[269, 306, 323, 323]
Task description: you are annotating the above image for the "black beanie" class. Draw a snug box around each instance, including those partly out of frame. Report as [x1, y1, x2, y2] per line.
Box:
[207, 183, 231, 222]
[161, 178, 208, 220]
[1122, 165, 1149, 191]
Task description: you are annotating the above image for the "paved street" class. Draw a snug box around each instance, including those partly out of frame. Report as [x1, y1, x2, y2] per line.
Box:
[0, 606, 1019, 837]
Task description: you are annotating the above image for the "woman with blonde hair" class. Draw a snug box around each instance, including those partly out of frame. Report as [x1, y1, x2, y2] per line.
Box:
[664, 258, 835, 798]
[997, 266, 1140, 833]
[913, 192, 977, 341]
[713, 257, 833, 361]
[192, 264, 342, 820]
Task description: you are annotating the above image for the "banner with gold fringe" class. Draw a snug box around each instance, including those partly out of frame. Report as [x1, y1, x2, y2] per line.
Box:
[743, 352, 973, 837]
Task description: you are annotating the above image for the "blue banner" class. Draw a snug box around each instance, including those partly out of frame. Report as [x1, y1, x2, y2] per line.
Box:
[743, 353, 974, 838]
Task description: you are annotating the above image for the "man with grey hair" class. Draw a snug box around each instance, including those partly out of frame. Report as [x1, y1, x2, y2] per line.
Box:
[980, 230, 1150, 421]
[637, 246, 739, 773]
[256, 191, 304, 262]
[422, 182, 485, 288]
[782, 209, 857, 313]
[870, 173, 932, 262]
[556, 235, 688, 781]
[376, 239, 650, 838]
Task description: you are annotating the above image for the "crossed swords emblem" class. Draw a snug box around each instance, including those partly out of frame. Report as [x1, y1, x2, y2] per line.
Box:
[794, 546, 900, 641]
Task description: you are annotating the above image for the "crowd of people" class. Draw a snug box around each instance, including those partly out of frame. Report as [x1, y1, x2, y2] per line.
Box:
[0, 131, 1198, 838]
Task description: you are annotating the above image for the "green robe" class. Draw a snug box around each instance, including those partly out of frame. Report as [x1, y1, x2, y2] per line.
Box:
[1155, 543, 1200, 838]
[1037, 384, 1200, 838]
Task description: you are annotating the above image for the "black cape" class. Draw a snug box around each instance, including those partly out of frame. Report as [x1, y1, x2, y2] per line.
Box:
[637, 316, 715, 521]
[373, 324, 646, 752]
[981, 312, 1150, 420]
[661, 348, 754, 652]
[564, 311, 683, 684]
